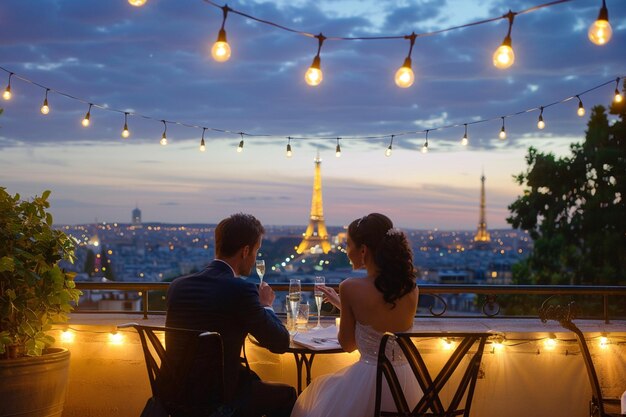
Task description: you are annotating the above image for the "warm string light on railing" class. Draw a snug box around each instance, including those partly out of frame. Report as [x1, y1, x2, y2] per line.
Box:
[122, 112, 130, 138]
[461, 124, 469, 146]
[588, 0, 612, 46]
[128, 0, 147, 6]
[82, 103, 93, 127]
[493, 10, 516, 69]
[286, 137, 293, 158]
[335, 137, 341, 157]
[385, 135, 394, 157]
[237, 132, 244, 152]
[200, 127, 207, 152]
[576, 95, 586, 117]
[537, 106, 545, 130]
[41, 88, 50, 115]
[614, 77, 623, 103]
[160, 120, 168, 146]
[499, 117, 507, 140]
[3, 72, 13, 101]
[211, 5, 232, 62]
[305, 34, 326, 87]
[395, 33, 417, 88]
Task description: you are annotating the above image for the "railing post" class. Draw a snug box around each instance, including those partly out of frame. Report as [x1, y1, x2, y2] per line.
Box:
[143, 290, 149, 320]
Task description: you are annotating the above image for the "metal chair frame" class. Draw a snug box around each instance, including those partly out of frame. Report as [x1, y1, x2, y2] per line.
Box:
[374, 331, 489, 417]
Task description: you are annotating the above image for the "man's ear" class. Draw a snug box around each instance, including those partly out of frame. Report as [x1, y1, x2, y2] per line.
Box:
[241, 245, 251, 258]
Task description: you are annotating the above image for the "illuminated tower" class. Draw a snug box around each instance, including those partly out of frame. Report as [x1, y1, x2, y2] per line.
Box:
[132, 205, 142, 225]
[296, 153, 331, 254]
[474, 172, 491, 244]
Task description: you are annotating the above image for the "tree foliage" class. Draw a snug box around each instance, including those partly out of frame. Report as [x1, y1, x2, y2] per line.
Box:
[507, 96, 625, 285]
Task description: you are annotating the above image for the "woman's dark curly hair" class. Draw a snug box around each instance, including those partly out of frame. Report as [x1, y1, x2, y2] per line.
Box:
[348, 213, 416, 307]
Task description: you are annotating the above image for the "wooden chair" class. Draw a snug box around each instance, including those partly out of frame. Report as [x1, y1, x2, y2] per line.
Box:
[374, 332, 490, 417]
[539, 301, 622, 417]
[119, 323, 233, 417]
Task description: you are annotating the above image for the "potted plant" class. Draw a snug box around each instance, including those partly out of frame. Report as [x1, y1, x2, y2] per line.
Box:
[0, 187, 81, 416]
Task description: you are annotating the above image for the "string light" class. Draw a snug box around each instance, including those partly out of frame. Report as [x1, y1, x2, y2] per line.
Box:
[544, 335, 557, 350]
[335, 137, 341, 157]
[576, 95, 585, 117]
[599, 335, 609, 349]
[588, 0, 612, 45]
[108, 332, 124, 345]
[237, 133, 244, 152]
[211, 5, 232, 62]
[493, 11, 516, 69]
[537, 106, 545, 130]
[395, 33, 417, 88]
[421, 130, 429, 153]
[461, 124, 469, 146]
[305, 34, 326, 87]
[3, 72, 13, 100]
[128, 0, 147, 6]
[614, 77, 623, 103]
[82, 103, 92, 127]
[160, 120, 167, 146]
[121, 112, 130, 138]
[60, 330, 75, 343]
[200, 127, 207, 152]
[441, 338, 454, 350]
[286, 137, 293, 158]
[499, 117, 507, 140]
[385, 135, 394, 157]
[40, 88, 50, 115]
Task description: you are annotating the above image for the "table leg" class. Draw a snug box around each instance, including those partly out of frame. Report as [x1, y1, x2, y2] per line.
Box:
[292, 352, 317, 395]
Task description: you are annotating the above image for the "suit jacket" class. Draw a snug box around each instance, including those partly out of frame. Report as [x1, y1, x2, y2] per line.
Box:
[165, 260, 290, 403]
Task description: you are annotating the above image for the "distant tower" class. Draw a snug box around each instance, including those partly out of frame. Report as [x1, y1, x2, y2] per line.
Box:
[296, 153, 331, 254]
[474, 172, 491, 244]
[132, 206, 142, 225]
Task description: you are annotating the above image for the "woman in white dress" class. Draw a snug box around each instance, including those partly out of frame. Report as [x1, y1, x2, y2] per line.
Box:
[290, 213, 422, 417]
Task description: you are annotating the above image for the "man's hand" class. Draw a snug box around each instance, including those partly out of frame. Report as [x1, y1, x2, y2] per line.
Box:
[258, 281, 276, 307]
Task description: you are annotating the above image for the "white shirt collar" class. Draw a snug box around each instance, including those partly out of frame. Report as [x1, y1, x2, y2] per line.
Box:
[214, 259, 240, 278]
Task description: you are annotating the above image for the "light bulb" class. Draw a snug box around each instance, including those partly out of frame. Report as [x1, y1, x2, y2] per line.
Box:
[82, 112, 91, 127]
[286, 143, 292, 158]
[544, 337, 557, 350]
[122, 124, 130, 138]
[60, 330, 75, 343]
[499, 127, 506, 140]
[160, 134, 167, 146]
[615, 88, 623, 103]
[41, 99, 49, 115]
[211, 41, 231, 62]
[335, 144, 341, 157]
[537, 115, 545, 130]
[237, 140, 244, 153]
[589, 19, 612, 45]
[128, 0, 147, 6]
[461, 135, 468, 146]
[3, 86, 11, 100]
[421, 143, 428, 153]
[395, 62, 414, 88]
[200, 139, 206, 152]
[385, 146, 392, 157]
[305, 56, 323, 86]
[577, 101, 585, 117]
[493, 44, 514, 69]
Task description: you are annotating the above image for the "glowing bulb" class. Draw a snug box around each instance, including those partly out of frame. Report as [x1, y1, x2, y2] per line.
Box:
[200, 138, 206, 152]
[493, 44, 515, 69]
[421, 143, 428, 153]
[211, 41, 231, 62]
[60, 330, 75, 343]
[128, 0, 147, 6]
[286, 143, 292, 158]
[3, 86, 11, 100]
[109, 332, 124, 345]
[537, 115, 545, 130]
[577, 101, 585, 117]
[589, 19, 612, 45]
[122, 124, 130, 138]
[599, 336, 609, 349]
[544, 337, 557, 350]
[335, 144, 341, 157]
[41, 99, 49, 115]
[160, 133, 167, 146]
[441, 338, 454, 350]
[82, 110, 91, 127]
[385, 146, 392, 157]
[499, 127, 506, 140]
[461, 135, 468, 146]
[395, 65, 414, 88]
[305, 54, 323, 86]
[237, 140, 244, 153]
[615, 88, 623, 103]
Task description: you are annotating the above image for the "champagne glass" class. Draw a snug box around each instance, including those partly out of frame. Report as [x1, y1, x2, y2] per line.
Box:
[288, 279, 301, 332]
[313, 276, 325, 329]
[255, 259, 265, 284]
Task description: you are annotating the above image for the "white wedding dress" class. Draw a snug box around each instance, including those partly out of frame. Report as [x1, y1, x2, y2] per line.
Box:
[290, 322, 422, 417]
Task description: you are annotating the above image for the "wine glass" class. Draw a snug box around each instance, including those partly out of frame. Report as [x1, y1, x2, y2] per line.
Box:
[313, 276, 325, 329]
[255, 259, 265, 284]
[288, 279, 301, 332]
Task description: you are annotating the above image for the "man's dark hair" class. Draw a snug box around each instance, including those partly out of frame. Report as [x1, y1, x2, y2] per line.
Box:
[215, 213, 265, 258]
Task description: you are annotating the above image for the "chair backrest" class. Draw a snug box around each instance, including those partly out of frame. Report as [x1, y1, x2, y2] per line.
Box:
[374, 331, 489, 417]
[119, 323, 226, 416]
[538, 301, 610, 417]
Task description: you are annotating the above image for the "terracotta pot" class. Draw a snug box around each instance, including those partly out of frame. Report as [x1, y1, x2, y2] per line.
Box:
[0, 347, 70, 417]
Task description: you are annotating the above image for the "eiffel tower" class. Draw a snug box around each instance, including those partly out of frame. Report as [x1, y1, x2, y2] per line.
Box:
[474, 172, 491, 244]
[296, 153, 331, 254]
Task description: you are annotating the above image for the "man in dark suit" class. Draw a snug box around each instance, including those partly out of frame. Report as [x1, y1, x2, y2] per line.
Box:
[166, 213, 296, 417]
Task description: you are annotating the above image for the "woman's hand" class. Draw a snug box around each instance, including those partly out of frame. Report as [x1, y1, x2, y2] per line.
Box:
[318, 285, 341, 309]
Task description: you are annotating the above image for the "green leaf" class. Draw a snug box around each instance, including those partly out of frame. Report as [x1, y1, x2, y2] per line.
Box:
[0, 256, 15, 272]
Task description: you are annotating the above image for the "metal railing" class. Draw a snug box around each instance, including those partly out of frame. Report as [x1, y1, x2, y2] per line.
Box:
[74, 282, 626, 323]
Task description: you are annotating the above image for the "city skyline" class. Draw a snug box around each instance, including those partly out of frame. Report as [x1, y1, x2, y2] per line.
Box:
[1, 0, 624, 229]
